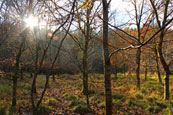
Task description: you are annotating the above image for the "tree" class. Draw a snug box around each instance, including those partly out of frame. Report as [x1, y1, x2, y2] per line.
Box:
[149, 0, 173, 100]
[102, 0, 112, 114]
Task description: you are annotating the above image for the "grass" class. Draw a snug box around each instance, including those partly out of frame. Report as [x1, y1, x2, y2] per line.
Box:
[0, 73, 172, 114]
[0, 84, 11, 94]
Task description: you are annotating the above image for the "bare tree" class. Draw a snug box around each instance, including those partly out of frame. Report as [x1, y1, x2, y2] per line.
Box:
[149, 0, 173, 100]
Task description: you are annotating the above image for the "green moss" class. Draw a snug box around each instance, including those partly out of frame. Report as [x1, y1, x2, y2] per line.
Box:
[37, 105, 52, 115]
[146, 97, 154, 103]
[112, 93, 125, 101]
[90, 95, 103, 103]
[98, 102, 105, 108]
[136, 101, 147, 108]
[17, 100, 30, 107]
[69, 99, 80, 107]
[0, 85, 11, 94]
[63, 93, 79, 100]
[155, 102, 167, 109]
[141, 88, 147, 94]
[96, 99, 104, 104]
[72, 105, 91, 113]
[0, 108, 9, 115]
[127, 98, 136, 106]
[113, 99, 122, 107]
[145, 105, 154, 112]
[135, 94, 143, 99]
[154, 105, 162, 113]
[47, 98, 59, 106]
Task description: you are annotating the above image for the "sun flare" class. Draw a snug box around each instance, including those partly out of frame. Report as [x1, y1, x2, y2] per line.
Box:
[24, 16, 38, 28]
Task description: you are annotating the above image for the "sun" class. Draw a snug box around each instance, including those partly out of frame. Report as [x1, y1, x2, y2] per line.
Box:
[24, 16, 38, 28]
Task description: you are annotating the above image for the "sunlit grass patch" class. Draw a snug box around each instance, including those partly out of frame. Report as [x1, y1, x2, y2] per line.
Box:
[0, 84, 11, 94]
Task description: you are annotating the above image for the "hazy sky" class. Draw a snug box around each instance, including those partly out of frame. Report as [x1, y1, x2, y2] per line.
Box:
[110, 0, 133, 25]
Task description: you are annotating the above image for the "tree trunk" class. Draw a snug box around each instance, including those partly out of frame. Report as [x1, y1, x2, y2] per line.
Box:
[32, 73, 37, 94]
[35, 74, 50, 113]
[31, 72, 38, 115]
[52, 74, 55, 82]
[145, 67, 147, 81]
[154, 46, 162, 84]
[158, 33, 170, 100]
[30, 72, 33, 78]
[114, 64, 118, 79]
[82, 4, 90, 107]
[12, 74, 17, 107]
[12, 37, 25, 108]
[20, 70, 23, 80]
[136, 48, 141, 89]
[156, 60, 162, 84]
[164, 71, 170, 100]
[102, 0, 112, 114]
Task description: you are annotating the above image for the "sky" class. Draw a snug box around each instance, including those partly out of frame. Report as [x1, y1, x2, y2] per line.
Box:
[110, 0, 134, 25]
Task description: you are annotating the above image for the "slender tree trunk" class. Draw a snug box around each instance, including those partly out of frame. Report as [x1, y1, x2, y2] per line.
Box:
[32, 73, 37, 94]
[145, 67, 147, 81]
[164, 71, 170, 100]
[154, 47, 162, 84]
[32, 44, 39, 94]
[20, 69, 23, 80]
[12, 74, 17, 107]
[82, 49, 89, 107]
[102, 0, 112, 114]
[12, 37, 25, 108]
[114, 64, 118, 79]
[136, 48, 141, 89]
[156, 60, 162, 84]
[82, 6, 90, 108]
[52, 74, 55, 82]
[158, 33, 170, 100]
[30, 72, 33, 78]
[35, 74, 49, 113]
[31, 72, 38, 115]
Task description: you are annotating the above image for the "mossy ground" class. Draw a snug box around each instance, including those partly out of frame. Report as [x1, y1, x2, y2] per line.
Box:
[0, 73, 172, 114]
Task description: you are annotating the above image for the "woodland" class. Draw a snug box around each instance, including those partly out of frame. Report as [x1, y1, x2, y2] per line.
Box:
[0, 0, 173, 115]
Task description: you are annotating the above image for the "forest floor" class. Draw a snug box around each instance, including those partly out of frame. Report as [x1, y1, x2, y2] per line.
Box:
[0, 73, 173, 115]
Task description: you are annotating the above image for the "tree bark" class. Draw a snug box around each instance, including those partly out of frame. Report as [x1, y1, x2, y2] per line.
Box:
[154, 47, 162, 84]
[30, 72, 33, 78]
[20, 69, 23, 80]
[114, 64, 118, 79]
[158, 33, 170, 100]
[145, 67, 147, 81]
[12, 35, 25, 108]
[82, 4, 90, 107]
[136, 48, 141, 89]
[52, 74, 55, 82]
[102, 0, 112, 114]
